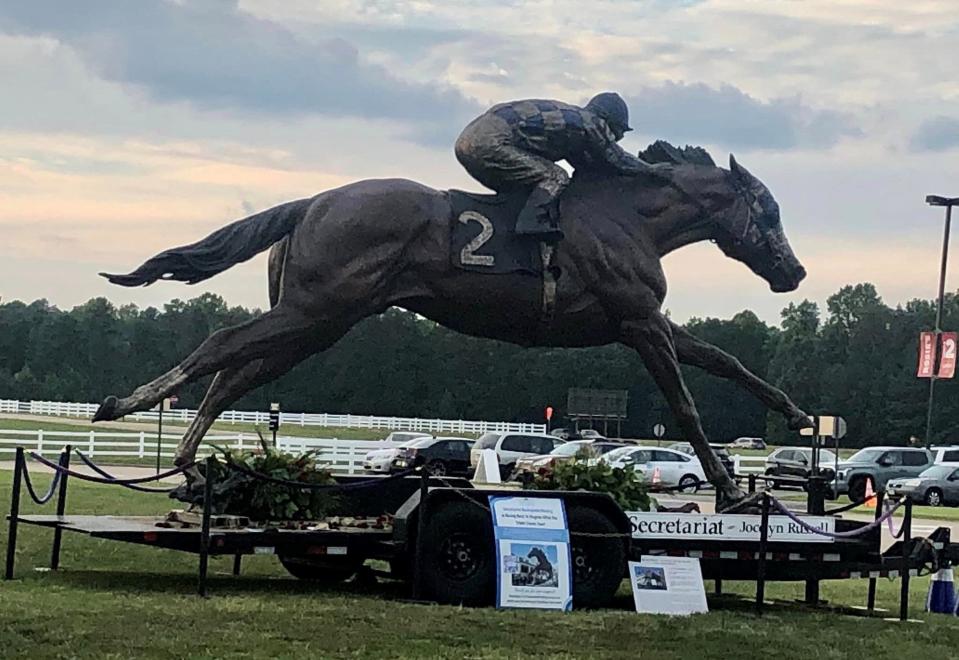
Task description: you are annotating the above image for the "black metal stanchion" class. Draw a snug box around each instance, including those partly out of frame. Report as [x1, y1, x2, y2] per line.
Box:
[50, 445, 72, 570]
[866, 490, 884, 612]
[755, 492, 770, 615]
[899, 499, 912, 622]
[232, 553, 242, 577]
[198, 456, 215, 597]
[804, 475, 825, 605]
[4, 447, 24, 580]
[411, 467, 430, 601]
[714, 578, 723, 595]
[748, 474, 757, 494]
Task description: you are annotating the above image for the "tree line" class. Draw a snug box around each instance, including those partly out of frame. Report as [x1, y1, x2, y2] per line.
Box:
[0, 283, 956, 447]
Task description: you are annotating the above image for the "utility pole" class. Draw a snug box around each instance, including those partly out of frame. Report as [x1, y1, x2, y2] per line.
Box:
[923, 195, 957, 448]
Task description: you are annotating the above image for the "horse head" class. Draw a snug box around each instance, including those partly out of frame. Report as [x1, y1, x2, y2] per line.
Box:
[712, 155, 806, 293]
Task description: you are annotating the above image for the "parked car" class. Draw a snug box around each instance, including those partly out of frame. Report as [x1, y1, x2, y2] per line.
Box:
[512, 440, 627, 476]
[579, 429, 607, 440]
[550, 428, 572, 440]
[887, 464, 959, 506]
[764, 447, 837, 488]
[602, 446, 707, 491]
[469, 432, 566, 477]
[666, 442, 736, 478]
[390, 436, 475, 477]
[730, 437, 767, 450]
[830, 446, 933, 502]
[930, 445, 959, 464]
[363, 432, 432, 473]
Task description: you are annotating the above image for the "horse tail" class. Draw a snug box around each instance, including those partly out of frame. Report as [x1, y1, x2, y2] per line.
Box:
[100, 198, 312, 287]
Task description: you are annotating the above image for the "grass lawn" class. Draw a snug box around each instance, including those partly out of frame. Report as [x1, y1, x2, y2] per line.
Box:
[2, 473, 959, 658]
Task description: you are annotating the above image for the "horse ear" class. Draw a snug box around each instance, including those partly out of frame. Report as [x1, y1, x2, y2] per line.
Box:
[729, 154, 753, 183]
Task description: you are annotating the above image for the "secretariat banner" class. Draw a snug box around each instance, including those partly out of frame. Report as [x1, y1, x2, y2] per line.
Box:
[628, 512, 835, 543]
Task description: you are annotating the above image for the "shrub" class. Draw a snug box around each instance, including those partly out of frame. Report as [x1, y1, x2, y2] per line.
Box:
[525, 459, 653, 512]
[199, 443, 339, 522]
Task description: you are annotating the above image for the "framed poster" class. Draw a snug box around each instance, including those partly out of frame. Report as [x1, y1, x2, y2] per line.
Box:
[489, 496, 572, 610]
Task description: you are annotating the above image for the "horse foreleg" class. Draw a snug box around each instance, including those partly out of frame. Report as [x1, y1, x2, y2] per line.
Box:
[621, 312, 744, 504]
[670, 320, 812, 431]
[174, 344, 319, 466]
[93, 304, 316, 422]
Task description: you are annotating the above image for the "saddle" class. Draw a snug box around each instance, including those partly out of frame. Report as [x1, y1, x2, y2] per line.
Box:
[448, 189, 548, 276]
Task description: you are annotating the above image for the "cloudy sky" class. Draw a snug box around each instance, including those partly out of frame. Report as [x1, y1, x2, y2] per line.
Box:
[1, 0, 957, 324]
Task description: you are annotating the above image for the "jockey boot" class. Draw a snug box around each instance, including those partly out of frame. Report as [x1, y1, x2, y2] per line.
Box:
[515, 187, 564, 242]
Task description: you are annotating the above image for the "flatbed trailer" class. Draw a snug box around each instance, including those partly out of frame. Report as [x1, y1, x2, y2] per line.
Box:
[5, 447, 958, 615]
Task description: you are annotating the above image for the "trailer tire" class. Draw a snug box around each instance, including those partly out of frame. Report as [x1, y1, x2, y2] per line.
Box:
[278, 555, 363, 585]
[568, 504, 627, 609]
[420, 500, 495, 606]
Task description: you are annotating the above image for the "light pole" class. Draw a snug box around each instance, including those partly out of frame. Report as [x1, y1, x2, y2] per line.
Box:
[923, 195, 957, 448]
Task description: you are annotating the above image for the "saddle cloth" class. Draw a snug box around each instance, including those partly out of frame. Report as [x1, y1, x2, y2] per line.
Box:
[448, 189, 545, 275]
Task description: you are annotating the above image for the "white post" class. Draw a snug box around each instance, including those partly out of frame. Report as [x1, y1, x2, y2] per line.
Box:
[37, 429, 44, 455]
[139, 431, 145, 458]
[89, 430, 95, 456]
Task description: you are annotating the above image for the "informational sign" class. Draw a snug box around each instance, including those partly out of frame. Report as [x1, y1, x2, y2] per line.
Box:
[652, 423, 666, 438]
[939, 332, 957, 379]
[628, 512, 835, 543]
[800, 415, 846, 439]
[917, 331, 937, 377]
[545, 406, 554, 421]
[489, 496, 572, 611]
[629, 557, 708, 616]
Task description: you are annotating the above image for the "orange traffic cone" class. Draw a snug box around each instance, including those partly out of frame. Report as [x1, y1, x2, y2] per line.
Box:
[863, 478, 877, 509]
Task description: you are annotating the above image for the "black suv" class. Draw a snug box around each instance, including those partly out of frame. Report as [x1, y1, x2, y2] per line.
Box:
[390, 437, 474, 477]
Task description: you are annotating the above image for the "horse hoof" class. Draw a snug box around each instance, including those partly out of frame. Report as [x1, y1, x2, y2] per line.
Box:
[93, 396, 119, 422]
[787, 411, 814, 431]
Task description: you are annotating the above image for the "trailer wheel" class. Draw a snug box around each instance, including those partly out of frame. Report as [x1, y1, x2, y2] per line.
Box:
[420, 500, 495, 606]
[278, 555, 363, 585]
[567, 504, 627, 609]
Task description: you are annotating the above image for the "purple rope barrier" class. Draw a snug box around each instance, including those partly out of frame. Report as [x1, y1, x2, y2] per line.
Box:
[28, 451, 194, 486]
[21, 460, 62, 505]
[885, 498, 907, 539]
[72, 450, 178, 494]
[771, 496, 904, 539]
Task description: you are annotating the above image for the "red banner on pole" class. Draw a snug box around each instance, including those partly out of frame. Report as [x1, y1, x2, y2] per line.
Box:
[938, 332, 957, 379]
[545, 406, 554, 421]
[917, 332, 937, 378]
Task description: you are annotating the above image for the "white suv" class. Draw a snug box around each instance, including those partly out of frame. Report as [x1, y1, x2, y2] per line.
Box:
[469, 432, 565, 476]
[931, 445, 959, 464]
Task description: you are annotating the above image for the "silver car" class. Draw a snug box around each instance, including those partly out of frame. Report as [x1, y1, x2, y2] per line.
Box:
[887, 464, 959, 507]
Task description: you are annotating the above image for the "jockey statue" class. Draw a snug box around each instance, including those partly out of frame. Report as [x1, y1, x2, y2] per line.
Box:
[455, 92, 666, 241]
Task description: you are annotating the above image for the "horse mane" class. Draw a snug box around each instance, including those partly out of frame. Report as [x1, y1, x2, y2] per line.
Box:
[638, 140, 716, 167]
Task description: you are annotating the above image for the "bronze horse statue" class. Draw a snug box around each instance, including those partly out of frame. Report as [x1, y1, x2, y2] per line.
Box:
[94, 146, 809, 503]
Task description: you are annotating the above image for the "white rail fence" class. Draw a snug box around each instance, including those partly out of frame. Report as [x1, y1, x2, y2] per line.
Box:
[0, 430, 391, 475]
[0, 399, 546, 435]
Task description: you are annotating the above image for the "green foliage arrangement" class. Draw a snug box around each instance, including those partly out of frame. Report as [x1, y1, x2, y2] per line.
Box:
[525, 459, 654, 512]
[205, 439, 338, 522]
